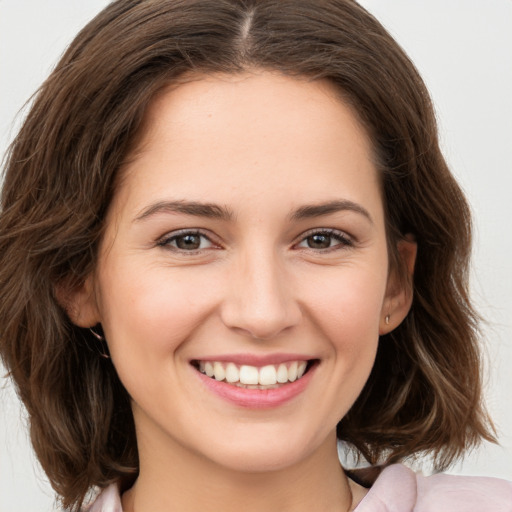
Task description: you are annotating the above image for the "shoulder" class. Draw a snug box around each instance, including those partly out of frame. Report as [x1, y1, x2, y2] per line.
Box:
[82, 483, 123, 512]
[354, 464, 512, 512]
[415, 469, 512, 512]
[83, 466, 512, 512]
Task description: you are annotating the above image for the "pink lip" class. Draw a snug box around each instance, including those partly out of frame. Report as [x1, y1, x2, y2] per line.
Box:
[193, 361, 317, 409]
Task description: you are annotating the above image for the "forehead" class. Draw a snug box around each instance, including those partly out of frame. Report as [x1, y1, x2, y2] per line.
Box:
[133, 71, 373, 159]
[115, 71, 382, 222]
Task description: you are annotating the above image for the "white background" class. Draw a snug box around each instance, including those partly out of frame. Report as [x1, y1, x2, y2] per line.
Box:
[1, 1, 511, 510]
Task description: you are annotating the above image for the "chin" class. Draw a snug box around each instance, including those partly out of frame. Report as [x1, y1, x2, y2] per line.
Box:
[191, 424, 335, 474]
[207, 445, 309, 474]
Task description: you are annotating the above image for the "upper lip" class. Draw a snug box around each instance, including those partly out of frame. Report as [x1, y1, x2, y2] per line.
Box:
[190, 353, 315, 366]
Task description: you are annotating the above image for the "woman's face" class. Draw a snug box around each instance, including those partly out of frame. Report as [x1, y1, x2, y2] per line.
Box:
[75, 71, 413, 473]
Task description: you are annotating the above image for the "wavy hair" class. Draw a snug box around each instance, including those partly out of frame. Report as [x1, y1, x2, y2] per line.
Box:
[0, 0, 494, 509]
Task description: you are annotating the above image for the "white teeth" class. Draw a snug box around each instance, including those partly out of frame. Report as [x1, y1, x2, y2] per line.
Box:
[276, 363, 288, 383]
[197, 360, 310, 386]
[205, 361, 214, 378]
[213, 362, 225, 381]
[225, 362, 239, 383]
[288, 361, 298, 382]
[297, 361, 307, 378]
[239, 365, 259, 385]
[259, 365, 277, 386]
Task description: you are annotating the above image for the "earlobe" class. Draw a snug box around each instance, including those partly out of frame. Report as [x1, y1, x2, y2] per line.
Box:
[54, 274, 100, 328]
[379, 237, 417, 335]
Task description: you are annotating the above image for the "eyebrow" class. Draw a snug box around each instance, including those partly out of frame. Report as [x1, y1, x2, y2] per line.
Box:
[134, 200, 234, 222]
[133, 198, 372, 224]
[290, 200, 373, 224]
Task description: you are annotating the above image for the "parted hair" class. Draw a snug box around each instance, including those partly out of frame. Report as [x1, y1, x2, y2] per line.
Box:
[0, 0, 494, 510]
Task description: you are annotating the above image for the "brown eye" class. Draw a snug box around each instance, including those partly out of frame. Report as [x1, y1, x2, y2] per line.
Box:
[306, 233, 332, 249]
[159, 231, 214, 251]
[175, 234, 202, 250]
[296, 229, 353, 251]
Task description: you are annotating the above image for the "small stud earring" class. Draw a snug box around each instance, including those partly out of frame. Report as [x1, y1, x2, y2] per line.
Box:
[385, 315, 390, 325]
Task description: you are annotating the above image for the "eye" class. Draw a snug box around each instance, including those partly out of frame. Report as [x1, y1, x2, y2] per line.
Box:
[158, 230, 215, 251]
[296, 229, 353, 251]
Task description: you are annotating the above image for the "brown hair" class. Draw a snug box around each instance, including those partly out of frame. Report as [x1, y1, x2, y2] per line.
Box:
[0, 0, 494, 509]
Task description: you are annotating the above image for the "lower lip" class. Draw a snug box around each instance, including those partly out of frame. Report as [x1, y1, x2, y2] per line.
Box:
[195, 364, 316, 409]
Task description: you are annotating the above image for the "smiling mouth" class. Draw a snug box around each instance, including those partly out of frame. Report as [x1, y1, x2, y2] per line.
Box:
[192, 360, 317, 389]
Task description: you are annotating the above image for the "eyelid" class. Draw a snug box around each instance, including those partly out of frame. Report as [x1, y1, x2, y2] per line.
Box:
[156, 228, 221, 252]
[155, 227, 354, 253]
[293, 228, 354, 250]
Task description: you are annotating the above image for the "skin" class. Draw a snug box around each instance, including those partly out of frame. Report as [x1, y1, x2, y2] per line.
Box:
[68, 71, 415, 512]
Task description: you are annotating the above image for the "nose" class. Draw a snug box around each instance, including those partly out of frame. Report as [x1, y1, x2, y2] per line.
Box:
[220, 249, 302, 340]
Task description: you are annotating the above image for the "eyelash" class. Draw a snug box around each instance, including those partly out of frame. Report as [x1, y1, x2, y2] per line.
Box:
[157, 229, 217, 253]
[294, 228, 354, 252]
[157, 228, 354, 254]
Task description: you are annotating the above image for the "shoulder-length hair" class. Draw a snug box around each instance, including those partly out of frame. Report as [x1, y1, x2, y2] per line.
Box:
[0, 0, 494, 509]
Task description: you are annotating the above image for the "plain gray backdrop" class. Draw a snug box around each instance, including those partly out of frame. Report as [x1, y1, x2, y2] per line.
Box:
[1, 1, 511, 511]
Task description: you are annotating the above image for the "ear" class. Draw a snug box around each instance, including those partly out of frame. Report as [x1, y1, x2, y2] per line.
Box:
[54, 274, 101, 328]
[379, 236, 417, 335]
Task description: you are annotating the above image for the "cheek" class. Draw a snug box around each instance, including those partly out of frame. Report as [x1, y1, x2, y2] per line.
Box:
[302, 263, 387, 343]
[95, 263, 221, 409]
[97, 263, 216, 358]
[287, 265, 387, 427]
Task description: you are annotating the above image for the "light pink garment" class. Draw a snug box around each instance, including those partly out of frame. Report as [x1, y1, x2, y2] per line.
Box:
[354, 465, 512, 512]
[84, 464, 512, 512]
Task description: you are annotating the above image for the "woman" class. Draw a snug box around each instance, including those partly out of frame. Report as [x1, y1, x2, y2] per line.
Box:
[0, 1, 510, 511]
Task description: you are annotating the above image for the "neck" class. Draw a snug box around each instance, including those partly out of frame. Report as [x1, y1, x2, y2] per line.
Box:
[122, 430, 354, 512]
